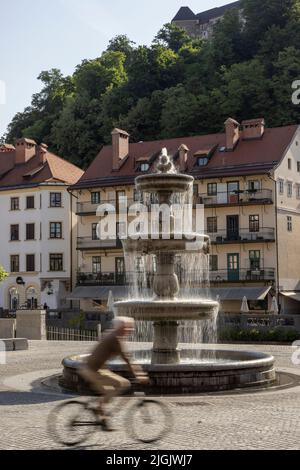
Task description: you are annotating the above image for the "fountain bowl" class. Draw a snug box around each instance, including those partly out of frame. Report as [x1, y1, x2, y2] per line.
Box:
[61, 347, 276, 394]
[114, 299, 219, 321]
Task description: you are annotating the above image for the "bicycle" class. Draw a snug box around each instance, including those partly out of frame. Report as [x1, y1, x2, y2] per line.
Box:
[47, 390, 173, 447]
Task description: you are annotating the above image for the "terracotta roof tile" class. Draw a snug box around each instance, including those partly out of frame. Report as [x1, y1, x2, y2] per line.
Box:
[72, 125, 298, 189]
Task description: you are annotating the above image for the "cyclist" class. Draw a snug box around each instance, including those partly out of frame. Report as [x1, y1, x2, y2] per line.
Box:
[78, 316, 149, 431]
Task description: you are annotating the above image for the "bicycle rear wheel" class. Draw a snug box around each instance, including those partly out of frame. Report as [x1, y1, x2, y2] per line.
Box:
[48, 400, 97, 447]
[126, 400, 173, 444]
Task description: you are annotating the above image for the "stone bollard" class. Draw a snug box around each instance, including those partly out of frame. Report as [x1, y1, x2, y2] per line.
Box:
[16, 310, 46, 340]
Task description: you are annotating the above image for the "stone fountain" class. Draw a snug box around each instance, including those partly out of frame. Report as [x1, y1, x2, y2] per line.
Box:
[115, 149, 218, 365]
[61, 149, 276, 394]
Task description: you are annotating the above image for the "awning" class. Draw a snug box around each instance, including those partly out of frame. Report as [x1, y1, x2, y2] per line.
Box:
[280, 292, 300, 303]
[209, 287, 272, 301]
[67, 286, 129, 301]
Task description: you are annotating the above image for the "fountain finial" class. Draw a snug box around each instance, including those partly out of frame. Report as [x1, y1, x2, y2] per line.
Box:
[157, 148, 175, 174]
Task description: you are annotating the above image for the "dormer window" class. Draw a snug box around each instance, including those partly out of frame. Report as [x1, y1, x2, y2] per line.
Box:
[140, 163, 150, 172]
[197, 157, 208, 167]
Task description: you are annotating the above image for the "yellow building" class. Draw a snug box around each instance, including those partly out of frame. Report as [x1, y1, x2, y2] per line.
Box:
[69, 119, 300, 315]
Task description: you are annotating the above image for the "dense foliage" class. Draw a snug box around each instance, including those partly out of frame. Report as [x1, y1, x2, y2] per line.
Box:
[4, 0, 300, 168]
[0, 266, 8, 283]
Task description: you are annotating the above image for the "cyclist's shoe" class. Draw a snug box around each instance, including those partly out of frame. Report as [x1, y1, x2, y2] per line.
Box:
[99, 418, 116, 432]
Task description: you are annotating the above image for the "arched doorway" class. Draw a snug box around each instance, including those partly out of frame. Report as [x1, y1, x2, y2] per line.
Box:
[9, 287, 19, 310]
[26, 287, 38, 309]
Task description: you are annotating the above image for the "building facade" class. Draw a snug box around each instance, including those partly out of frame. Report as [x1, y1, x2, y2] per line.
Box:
[70, 120, 300, 315]
[0, 139, 83, 311]
[172, 1, 241, 39]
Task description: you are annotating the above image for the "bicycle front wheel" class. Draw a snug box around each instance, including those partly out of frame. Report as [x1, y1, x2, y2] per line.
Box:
[48, 400, 97, 447]
[126, 400, 173, 444]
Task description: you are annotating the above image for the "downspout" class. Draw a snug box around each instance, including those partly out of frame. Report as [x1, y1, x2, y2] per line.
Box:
[268, 173, 280, 308]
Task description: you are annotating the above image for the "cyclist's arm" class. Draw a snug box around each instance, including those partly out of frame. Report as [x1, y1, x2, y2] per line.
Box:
[121, 351, 145, 379]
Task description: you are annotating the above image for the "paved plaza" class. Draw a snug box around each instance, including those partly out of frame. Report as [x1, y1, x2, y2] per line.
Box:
[1, 341, 300, 450]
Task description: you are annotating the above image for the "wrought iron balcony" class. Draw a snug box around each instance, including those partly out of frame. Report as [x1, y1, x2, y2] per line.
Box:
[208, 228, 275, 244]
[77, 237, 123, 250]
[196, 189, 273, 207]
[76, 199, 135, 215]
[77, 271, 127, 286]
[210, 268, 275, 284]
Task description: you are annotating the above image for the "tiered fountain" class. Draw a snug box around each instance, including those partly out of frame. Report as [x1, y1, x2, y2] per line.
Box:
[62, 149, 276, 393]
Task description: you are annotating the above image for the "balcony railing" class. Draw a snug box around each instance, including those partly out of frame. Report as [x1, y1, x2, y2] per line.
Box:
[196, 189, 273, 207]
[208, 228, 275, 244]
[76, 200, 135, 215]
[77, 272, 127, 286]
[77, 237, 123, 250]
[210, 268, 275, 284]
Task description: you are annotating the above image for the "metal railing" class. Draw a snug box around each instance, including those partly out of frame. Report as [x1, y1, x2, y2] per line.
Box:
[77, 237, 123, 250]
[208, 228, 275, 244]
[77, 271, 127, 286]
[196, 189, 273, 206]
[47, 326, 98, 341]
[219, 314, 297, 329]
[210, 268, 275, 283]
[76, 199, 135, 215]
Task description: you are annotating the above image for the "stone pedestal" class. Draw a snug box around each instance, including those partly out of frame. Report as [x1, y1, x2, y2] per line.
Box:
[152, 321, 180, 365]
[16, 310, 46, 340]
[0, 319, 16, 339]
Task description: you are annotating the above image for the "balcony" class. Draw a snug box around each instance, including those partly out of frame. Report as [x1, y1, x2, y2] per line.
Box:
[210, 268, 275, 284]
[77, 237, 123, 250]
[77, 272, 127, 286]
[76, 200, 135, 215]
[208, 228, 275, 244]
[196, 189, 273, 207]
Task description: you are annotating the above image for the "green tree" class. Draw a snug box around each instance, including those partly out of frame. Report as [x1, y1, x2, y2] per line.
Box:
[0, 266, 8, 283]
[154, 23, 192, 53]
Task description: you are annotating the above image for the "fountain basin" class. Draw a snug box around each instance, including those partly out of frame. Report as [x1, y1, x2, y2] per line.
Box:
[136, 173, 194, 194]
[122, 235, 210, 255]
[61, 348, 276, 394]
[114, 299, 219, 321]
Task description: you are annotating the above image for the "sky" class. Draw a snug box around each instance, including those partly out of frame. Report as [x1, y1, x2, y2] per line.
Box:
[0, 0, 230, 138]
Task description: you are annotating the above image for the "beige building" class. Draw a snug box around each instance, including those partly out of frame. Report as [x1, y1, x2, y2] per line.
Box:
[70, 119, 300, 315]
[0, 139, 83, 311]
[172, 1, 241, 39]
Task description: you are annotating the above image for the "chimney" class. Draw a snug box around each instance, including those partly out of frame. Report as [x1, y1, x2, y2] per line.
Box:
[15, 138, 36, 164]
[111, 128, 130, 170]
[178, 144, 189, 171]
[225, 118, 240, 151]
[38, 143, 48, 164]
[241, 118, 265, 140]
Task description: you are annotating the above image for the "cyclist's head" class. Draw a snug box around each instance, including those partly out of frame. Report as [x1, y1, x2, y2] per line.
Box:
[113, 316, 135, 337]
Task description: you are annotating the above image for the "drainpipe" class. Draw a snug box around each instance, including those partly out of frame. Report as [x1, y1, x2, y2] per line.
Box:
[268, 174, 280, 309]
[68, 189, 79, 310]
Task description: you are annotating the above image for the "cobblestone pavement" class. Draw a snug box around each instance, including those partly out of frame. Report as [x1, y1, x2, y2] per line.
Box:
[1, 341, 300, 450]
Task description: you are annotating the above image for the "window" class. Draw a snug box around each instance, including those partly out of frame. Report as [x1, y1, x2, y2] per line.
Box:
[92, 223, 99, 240]
[288, 159, 292, 170]
[91, 192, 101, 205]
[207, 183, 217, 196]
[140, 163, 150, 172]
[249, 251, 261, 270]
[210, 255, 218, 272]
[26, 254, 35, 272]
[50, 192, 62, 208]
[11, 198, 19, 211]
[296, 184, 300, 200]
[92, 257, 101, 274]
[133, 190, 140, 202]
[248, 181, 260, 191]
[26, 196, 35, 209]
[193, 185, 199, 197]
[49, 254, 63, 272]
[249, 215, 260, 233]
[10, 255, 20, 273]
[50, 222, 62, 239]
[297, 162, 300, 173]
[197, 157, 208, 167]
[10, 225, 19, 241]
[287, 182, 293, 198]
[117, 222, 127, 239]
[279, 179, 284, 195]
[207, 217, 217, 233]
[26, 224, 35, 240]
[287, 216, 293, 232]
